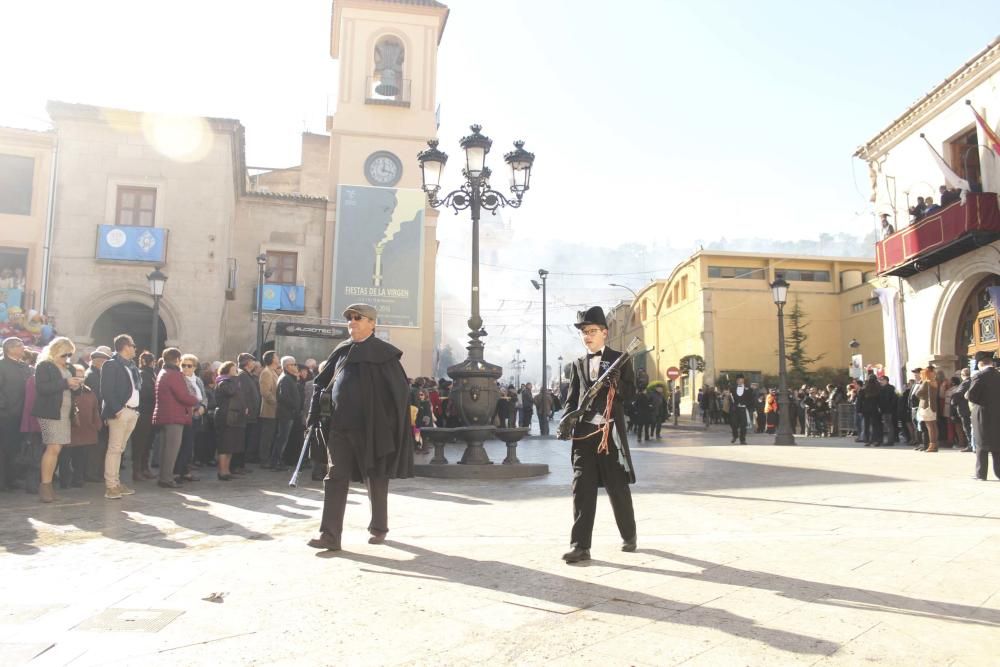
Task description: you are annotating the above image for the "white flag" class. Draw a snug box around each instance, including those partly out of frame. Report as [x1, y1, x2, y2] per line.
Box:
[922, 136, 970, 191]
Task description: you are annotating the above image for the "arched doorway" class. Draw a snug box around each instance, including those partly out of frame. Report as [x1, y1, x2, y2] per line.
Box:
[91, 302, 167, 355]
[954, 274, 1000, 370]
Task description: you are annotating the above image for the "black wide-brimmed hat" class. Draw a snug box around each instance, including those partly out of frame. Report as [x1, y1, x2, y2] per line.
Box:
[575, 306, 608, 330]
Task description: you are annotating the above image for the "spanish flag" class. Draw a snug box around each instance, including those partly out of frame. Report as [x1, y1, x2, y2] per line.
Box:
[967, 100, 1000, 154]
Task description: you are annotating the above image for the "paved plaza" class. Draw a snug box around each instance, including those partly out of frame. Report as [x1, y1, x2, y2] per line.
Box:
[2, 427, 1000, 666]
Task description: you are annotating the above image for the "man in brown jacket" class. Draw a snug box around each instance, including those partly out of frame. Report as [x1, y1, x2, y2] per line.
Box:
[258, 350, 280, 469]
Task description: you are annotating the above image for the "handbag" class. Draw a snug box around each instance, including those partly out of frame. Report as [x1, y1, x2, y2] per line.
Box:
[917, 406, 937, 422]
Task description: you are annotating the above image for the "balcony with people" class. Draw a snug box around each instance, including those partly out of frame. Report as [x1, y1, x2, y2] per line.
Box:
[876, 189, 1000, 277]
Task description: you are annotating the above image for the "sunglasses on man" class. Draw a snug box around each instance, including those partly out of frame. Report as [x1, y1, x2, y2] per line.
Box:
[346, 314, 367, 322]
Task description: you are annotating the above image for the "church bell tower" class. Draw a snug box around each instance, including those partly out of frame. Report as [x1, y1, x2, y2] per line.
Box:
[324, 0, 449, 375]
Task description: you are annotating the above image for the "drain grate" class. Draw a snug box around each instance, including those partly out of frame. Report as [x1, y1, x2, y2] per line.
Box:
[75, 608, 184, 633]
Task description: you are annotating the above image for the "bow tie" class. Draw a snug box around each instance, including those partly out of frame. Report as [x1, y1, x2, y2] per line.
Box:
[587, 351, 602, 359]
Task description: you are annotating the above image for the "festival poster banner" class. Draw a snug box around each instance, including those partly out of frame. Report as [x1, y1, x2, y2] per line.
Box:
[332, 185, 425, 328]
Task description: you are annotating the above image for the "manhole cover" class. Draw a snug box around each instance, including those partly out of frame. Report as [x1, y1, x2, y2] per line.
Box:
[75, 608, 184, 633]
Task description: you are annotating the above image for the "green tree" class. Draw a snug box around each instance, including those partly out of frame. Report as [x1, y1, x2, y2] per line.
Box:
[784, 298, 824, 386]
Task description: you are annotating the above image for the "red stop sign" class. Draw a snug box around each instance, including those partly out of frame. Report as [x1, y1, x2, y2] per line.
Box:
[666, 366, 680, 380]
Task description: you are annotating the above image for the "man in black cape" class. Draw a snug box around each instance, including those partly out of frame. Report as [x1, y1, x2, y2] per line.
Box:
[307, 303, 413, 551]
[562, 306, 637, 563]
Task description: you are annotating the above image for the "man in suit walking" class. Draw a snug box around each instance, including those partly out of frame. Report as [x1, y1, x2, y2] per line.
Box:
[966, 351, 1000, 480]
[729, 374, 754, 444]
[561, 306, 637, 564]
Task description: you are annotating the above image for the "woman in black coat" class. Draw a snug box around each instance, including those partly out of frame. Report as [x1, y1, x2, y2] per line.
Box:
[213, 362, 247, 480]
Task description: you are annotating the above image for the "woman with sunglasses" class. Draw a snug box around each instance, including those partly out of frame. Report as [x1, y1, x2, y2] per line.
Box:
[175, 354, 206, 482]
[31, 337, 85, 502]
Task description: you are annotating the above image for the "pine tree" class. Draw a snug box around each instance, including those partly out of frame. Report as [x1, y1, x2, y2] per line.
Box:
[784, 298, 824, 386]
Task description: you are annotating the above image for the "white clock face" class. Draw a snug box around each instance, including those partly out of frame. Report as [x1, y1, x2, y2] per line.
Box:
[366, 153, 401, 186]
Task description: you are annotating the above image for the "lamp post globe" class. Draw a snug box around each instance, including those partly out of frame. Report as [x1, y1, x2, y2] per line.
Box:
[459, 124, 492, 179]
[417, 139, 448, 197]
[770, 275, 795, 446]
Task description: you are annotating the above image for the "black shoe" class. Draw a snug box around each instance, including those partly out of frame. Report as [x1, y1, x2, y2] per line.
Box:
[731, 438, 737, 443]
[740, 440, 747, 445]
[157, 480, 181, 489]
[307, 533, 341, 551]
[972, 475, 987, 481]
[368, 531, 387, 545]
[622, 536, 637, 552]
[217, 474, 233, 481]
[562, 547, 591, 563]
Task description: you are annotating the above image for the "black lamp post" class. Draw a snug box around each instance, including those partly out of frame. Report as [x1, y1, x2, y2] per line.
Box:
[557, 355, 564, 381]
[531, 269, 549, 434]
[147, 267, 167, 355]
[418, 125, 535, 428]
[255, 254, 273, 360]
[849, 337, 861, 381]
[770, 275, 795, 446]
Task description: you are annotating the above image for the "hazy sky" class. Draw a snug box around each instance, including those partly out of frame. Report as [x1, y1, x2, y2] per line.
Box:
[3, 1, 999, 379]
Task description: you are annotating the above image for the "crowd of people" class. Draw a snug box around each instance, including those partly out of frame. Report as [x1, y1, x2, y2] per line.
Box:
[0, 334, 327, 502]
[688, 362, 990, 461]
[0, 332, 579, 501]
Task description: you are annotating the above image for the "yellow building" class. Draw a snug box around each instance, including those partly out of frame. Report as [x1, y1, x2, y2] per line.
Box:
[607, 250, 884, 412]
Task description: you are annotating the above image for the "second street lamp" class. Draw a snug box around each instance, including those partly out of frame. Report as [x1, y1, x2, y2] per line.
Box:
[770, 275, 796, 446]
[532, 269, 549, 435]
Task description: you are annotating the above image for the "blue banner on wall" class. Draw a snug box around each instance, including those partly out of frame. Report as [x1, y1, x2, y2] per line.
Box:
[257, 284, 305, 312]
[96, 225, 168, 263]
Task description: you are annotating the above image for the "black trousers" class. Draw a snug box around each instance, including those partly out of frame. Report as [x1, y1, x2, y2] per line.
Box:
[319, 430, 388, 538]
[570, 421, 636, 550]
[0, 416, 21, 489]
[975, 448, 1000, 480]
[730, 407, 748, 443]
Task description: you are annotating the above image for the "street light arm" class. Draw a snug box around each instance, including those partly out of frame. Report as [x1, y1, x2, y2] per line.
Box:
[609, 283, 639, 299]
[426, 180, 525, 214]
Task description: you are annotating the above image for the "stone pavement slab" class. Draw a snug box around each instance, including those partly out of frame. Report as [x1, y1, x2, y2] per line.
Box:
[2, 429, 999, 665]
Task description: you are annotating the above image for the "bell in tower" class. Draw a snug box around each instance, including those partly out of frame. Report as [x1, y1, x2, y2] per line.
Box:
[373, 37, 404, 97]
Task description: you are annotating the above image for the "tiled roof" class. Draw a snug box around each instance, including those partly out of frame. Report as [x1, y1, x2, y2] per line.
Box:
[244, 190, 328, 204]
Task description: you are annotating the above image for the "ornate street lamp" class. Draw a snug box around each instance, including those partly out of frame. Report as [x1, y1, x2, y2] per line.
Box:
[147, 267, 167, 354]
[418, 125, 535, 437]
[770, 275, 795, 446]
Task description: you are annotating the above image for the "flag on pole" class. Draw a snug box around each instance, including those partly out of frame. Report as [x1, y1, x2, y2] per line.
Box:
[967, 100, 1000, 154]
[920, 134, 970, 193]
